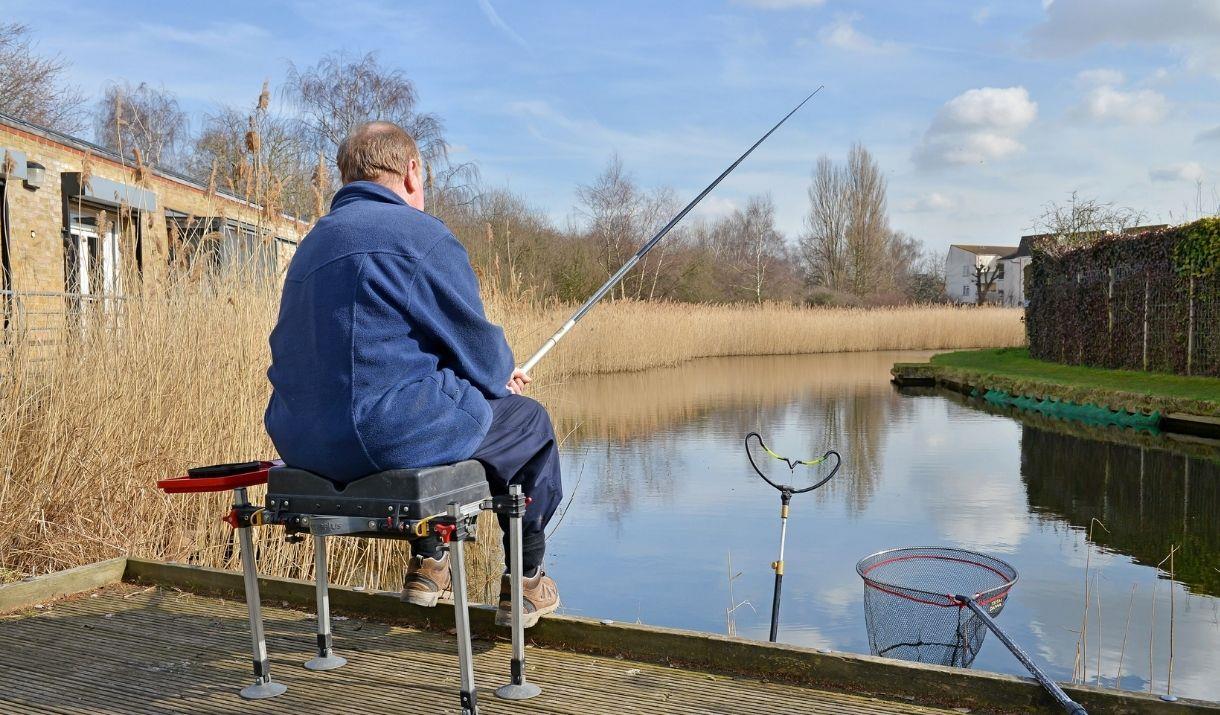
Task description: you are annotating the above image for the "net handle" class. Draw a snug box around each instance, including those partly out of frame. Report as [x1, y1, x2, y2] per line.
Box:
[955, 596, 1088, 715]
[745, 432, 842, 494]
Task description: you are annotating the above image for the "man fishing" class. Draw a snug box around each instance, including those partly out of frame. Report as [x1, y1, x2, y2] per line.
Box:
[264, 121, 561, 627]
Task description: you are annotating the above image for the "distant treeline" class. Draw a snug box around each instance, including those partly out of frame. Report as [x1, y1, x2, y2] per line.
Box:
[3, 23, 945, 305]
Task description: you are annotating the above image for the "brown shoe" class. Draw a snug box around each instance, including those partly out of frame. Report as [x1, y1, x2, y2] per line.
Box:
[401, 553, 451, 607]
[495, 570, 559, 628]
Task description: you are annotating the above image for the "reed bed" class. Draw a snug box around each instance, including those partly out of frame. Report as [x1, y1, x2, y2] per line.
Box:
[0, 277, 1023, 600]
[503, 298, 1025, 381]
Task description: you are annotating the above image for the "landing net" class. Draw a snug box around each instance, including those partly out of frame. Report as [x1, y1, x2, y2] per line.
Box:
[855, 547, 1018, 668]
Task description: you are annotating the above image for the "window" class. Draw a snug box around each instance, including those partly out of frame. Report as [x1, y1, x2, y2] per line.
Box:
[962, 285, 969, 296]
[66, 203, 123, 297]
[963, 264, 972, 277]
[166, 210, 278, 277]
[995, 263, 1005, 280]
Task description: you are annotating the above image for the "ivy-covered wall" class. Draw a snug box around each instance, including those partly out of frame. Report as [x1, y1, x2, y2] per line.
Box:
[1026, 218, 1220, 376]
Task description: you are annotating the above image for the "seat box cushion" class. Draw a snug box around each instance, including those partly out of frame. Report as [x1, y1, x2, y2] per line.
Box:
[267, 460, 490, 520]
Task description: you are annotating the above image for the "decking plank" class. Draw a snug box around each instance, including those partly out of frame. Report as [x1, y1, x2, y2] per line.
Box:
[3, 587, 955, 714]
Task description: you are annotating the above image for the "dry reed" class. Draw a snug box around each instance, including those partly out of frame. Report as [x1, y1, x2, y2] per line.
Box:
[506, 298, 1025, 382]
[0, 275, 1024, 602]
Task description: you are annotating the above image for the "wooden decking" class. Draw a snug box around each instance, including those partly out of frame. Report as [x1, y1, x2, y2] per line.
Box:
[1, 584, 954, 715]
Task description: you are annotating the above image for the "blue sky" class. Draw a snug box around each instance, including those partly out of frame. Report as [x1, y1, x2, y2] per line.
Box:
[8, 0, 1220, 254]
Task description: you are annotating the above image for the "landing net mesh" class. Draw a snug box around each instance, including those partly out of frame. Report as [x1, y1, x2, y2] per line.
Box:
[855, 547, 1018, 668]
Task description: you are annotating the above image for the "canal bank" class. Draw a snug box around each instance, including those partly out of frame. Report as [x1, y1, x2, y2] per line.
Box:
[893, 348, 1220, 437]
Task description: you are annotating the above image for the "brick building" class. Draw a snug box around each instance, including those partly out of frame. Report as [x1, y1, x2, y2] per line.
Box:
[1, 112, 303, 335]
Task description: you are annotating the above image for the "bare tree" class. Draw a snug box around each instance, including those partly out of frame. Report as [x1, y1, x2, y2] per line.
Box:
[576, 155, 642, 299]
[906, 249, 948, 304]
[1033, 192, 1148, 254]
[885, 230, 922, 297]
[0, 23, 85, 132]
[800, 156, 849, 291]
[972, 261, 1001, 306]
[844, 143, 890, 295]
[723, 195, 786, 303]
[284, 51, 477, 209]
[800, 144, 898, 298]
[189, 104, 310, 216]
[95, 82, 188, 170]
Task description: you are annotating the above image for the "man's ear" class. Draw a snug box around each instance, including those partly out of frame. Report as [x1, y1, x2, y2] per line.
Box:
[404, 159, 421, 194]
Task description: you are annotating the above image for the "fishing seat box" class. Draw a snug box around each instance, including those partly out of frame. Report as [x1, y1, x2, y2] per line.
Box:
[266, 460, 490, 521]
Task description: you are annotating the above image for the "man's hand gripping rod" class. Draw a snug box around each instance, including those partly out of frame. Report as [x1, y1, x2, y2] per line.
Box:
[518, 87, 823, 373]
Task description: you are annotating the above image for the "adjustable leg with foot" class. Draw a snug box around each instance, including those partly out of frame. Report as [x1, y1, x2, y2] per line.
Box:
[304, 534, 347, 671]
[496, 484, 541, 700]
[233, 487, 287, 700]
[447, 502, 480, 715]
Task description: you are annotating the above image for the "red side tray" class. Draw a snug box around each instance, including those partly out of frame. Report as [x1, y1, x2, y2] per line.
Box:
[158, 460, 280, 494]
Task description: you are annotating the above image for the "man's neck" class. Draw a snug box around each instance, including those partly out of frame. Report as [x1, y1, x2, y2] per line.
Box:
[369, 178, 413, 205]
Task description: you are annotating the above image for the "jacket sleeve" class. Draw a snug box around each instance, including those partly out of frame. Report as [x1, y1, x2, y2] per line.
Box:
[409, 232, 515, 399]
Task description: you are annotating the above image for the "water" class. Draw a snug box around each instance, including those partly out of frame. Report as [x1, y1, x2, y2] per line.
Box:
[539, 351, 1220, 702]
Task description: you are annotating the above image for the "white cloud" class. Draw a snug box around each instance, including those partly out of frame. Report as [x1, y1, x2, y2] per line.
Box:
[1077, 86, 1169, 125]
[139, 22, 269, 49]
[1149, 162, 1205, 183]
[914, 87, 1038, 169]
[819, 15, 895, 54]
[1070, 69, 1169, 125]
[506, 99, 736, 164]
[733, 0, 826, 7]
[1075, 68, 1124, 87]
[971, 7, 992, 24]
[1030, 0, 1220, 78]
[476, 0, 530, 50]
[691, 195, 738, 220]
[1030, 0, 1220, 54]
[902, 192, 955, 212]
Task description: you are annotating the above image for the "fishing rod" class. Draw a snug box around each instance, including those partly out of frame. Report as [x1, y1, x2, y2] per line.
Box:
[518, 87, 823, 373]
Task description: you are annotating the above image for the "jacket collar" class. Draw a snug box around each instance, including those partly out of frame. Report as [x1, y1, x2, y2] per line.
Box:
[330, 181, 408, 211]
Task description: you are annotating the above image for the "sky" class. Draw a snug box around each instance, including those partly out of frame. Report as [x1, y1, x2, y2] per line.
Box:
[6, 0, 1220, 255]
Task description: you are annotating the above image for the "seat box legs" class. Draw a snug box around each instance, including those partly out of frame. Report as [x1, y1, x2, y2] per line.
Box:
[304, 534, 347, 671]
[233, 487, 288, 700]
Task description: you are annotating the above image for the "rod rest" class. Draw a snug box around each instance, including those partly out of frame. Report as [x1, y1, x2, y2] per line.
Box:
[264, 461, 491, 539]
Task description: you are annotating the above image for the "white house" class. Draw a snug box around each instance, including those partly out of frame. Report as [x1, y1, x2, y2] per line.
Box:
[945, 244, 1024, 306]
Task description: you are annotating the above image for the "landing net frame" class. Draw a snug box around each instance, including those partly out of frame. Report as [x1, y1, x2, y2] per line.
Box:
[855, 546, 1018, 668]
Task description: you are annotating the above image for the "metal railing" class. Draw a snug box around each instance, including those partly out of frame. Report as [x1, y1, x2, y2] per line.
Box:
[1, 289, 130, 347]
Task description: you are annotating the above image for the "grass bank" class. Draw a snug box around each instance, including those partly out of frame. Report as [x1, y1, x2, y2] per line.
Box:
[908, 348, 1220, 417]
[0, 278, 1023, 590]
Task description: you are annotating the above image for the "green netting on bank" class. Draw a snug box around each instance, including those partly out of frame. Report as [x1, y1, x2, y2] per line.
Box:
[977, 388, 1161, 431]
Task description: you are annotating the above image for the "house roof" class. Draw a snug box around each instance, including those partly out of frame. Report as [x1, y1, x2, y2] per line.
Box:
[951, 244, 1020, 258]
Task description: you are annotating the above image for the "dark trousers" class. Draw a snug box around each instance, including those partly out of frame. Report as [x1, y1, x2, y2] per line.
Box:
[413, 395, 562, 574]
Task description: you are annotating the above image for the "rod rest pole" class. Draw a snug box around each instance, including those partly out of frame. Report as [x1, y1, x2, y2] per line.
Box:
[496, 484, 541, 700]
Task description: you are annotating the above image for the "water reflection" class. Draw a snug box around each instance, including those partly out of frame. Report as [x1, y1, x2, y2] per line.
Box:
[541, 351, 1220, 702]
[1020, 425, 1220, 597]
[545, 352, 920, 516]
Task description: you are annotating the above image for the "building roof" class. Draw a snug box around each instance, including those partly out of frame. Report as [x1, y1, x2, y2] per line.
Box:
[0, 111, 304, 223]
[950, 244, 1020, 258]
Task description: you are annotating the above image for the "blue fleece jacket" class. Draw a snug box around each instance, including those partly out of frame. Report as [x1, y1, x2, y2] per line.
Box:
[264, 181, 515, 482]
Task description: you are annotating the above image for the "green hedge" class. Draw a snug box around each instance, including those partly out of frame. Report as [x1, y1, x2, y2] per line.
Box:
[1027, 218, 1220, 376]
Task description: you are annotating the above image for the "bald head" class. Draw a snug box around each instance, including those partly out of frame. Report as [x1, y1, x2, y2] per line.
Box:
[337, 121, 422, 185]
[337, 121, 425, 209]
